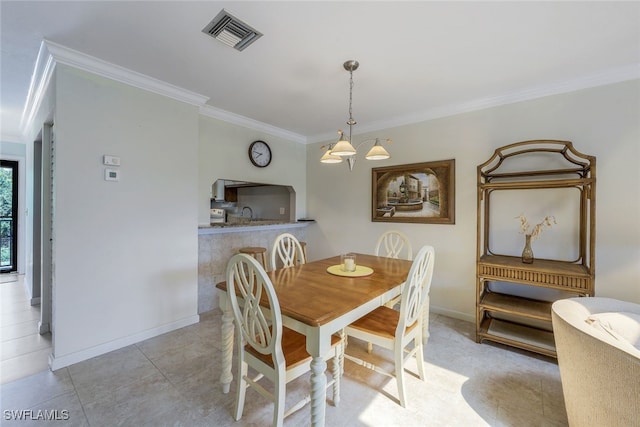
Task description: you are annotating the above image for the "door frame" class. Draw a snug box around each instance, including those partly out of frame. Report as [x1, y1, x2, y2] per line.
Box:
[0, 156, 26, 274]
[39, 124, 54, 334]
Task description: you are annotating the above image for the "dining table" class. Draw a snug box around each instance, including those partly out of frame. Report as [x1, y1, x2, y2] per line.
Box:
[216, 253, 413, 427]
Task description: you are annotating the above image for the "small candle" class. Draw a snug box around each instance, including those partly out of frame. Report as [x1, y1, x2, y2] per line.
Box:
[345, 258, 355, 272]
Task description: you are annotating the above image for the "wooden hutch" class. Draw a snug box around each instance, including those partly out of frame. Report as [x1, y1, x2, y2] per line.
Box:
[476, 140, 596, 357]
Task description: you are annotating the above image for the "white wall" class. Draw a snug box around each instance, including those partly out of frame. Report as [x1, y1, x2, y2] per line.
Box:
[198, 116, 307, 225]
[49, 66, 200, 367]
[306, 80, 640, 320]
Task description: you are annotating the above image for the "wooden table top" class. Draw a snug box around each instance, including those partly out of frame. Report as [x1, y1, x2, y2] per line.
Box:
[217, 253, 412, 327]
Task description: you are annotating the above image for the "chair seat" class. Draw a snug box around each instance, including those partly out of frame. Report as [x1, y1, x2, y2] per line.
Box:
[247, 327, 341, 370]
[239, 246, 267, 254]
[348, 306, 418, 340]
[239, 247, 268, 269]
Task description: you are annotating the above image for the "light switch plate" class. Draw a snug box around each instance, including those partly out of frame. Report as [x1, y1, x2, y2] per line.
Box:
[103, 155, 121, 166]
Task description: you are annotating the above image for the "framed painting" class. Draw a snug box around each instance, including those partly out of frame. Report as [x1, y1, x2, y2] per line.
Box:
[372, 159, 455, 224]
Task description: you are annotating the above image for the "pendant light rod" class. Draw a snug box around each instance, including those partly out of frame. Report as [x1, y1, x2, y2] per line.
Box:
[344, 60, 358, 145]
[320, 59, 392, 170]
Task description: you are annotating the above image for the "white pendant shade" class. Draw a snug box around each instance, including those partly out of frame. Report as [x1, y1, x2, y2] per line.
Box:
[331, 139, 357, 156]
[365, 144, 391, 160]
[320, 60, 393, 170]
[320, 148, 343, 163]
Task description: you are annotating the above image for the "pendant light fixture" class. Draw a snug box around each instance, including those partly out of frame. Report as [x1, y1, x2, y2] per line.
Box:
[320, 60, 391, 171]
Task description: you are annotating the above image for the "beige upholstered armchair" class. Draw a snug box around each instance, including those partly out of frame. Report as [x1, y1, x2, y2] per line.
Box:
[551, 297, 640, 426]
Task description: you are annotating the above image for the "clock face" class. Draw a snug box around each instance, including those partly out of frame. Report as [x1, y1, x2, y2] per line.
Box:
[249, 140, 272, 168]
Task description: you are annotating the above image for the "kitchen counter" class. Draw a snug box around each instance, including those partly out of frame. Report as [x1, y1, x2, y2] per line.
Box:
[198, 220, 313, 235]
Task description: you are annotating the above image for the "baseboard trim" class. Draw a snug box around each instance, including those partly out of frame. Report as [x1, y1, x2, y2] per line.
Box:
[49, 314, 200, 370]
[38, 321, 50, 334]
[431, 305, 474, 323]
[30, 297, 41, 306]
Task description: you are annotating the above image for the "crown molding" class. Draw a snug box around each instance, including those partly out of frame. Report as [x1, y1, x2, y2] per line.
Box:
[43, 40, 209, 106]
[21, 39, 639, 146]
[19, 41, 57, 139]
[308, 63, 640, 144]
[199, 104, 307, 144]
[21, 40, 306, 144]
[20, 40, 211, 139]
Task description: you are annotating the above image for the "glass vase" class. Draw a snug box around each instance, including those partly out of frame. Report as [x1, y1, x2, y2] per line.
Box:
[521, 234, 534, 264]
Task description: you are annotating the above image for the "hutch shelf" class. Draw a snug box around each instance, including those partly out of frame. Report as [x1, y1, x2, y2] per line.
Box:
[476, 140, 596, 357]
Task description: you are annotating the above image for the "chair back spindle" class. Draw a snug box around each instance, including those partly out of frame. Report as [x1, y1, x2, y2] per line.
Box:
[397, 246, 435, 335]
[375, 230, 413, 260]
[271, 233, 306, 270]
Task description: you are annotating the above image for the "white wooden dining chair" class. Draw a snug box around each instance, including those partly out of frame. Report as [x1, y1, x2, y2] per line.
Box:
[226, 253, 342, 427]
[344, 245, 435, 408]
[375, 230, 413, 261]
[270, 233, 306, 271]
[374, 230, 414, 329]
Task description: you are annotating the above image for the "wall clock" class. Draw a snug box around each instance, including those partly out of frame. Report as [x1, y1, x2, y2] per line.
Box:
[248, 140, 272, 168]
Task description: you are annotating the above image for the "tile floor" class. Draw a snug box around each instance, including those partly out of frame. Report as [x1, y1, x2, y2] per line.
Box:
[1, 275, 569, 426]
[1, 275, 52, 385]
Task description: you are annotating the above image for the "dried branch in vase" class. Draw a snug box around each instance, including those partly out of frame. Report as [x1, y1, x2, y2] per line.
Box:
[515, 214, 557, 240]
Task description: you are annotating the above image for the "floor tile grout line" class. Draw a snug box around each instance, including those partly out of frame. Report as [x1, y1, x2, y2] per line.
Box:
[134, 341, 195, 391]
[0, 313, 40, 328]
[134, 342, 173, 383]
[1, 332, 51, 347]
[0, 275, 51, 386]
[132, 342, 206, 417]
[0, 315, 43, 328]
[0, 330, 45, 344]
[68, 353, 145, 425]
[0, 347, 52, 368]
[65, 366, 93, 426]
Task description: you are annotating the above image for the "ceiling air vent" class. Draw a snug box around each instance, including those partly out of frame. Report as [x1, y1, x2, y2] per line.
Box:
[202, 9, 262, 51]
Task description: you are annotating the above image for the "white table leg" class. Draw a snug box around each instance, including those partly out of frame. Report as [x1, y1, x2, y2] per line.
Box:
[219, 293, 234, 394]
[305, 327, 332, 427]
[332, 345, 341, 406]
[310, 356, 327, 427]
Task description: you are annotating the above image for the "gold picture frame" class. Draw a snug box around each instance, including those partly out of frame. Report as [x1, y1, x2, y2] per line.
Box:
[372, 159, 455, 224]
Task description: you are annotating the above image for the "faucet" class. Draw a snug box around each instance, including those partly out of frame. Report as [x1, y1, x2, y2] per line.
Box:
[241, 206, 253, 220]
